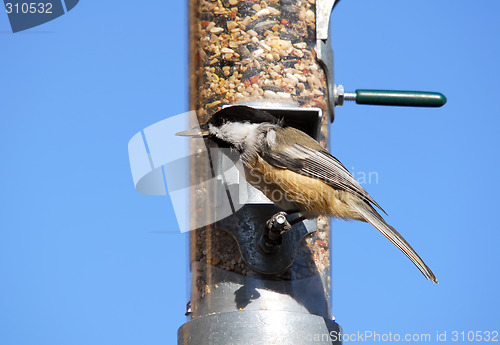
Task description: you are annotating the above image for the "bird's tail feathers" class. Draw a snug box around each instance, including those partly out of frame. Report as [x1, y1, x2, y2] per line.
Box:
[352, 202, 438, 284]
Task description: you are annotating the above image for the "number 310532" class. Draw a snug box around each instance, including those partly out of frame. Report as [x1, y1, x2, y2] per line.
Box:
[5, 3, 53, 14]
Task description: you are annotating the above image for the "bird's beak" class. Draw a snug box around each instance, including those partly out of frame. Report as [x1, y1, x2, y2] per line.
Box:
[175, 127, 209, 137]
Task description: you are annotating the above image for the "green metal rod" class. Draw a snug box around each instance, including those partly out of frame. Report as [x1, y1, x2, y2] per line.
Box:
[354, 90, 447, 107]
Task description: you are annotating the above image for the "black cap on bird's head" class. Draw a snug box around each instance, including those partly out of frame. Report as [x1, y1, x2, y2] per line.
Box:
[176, 105, 280, 137]
[207, 105, 280, 127]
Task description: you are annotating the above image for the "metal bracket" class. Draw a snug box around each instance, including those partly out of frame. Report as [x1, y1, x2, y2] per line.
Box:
[215, 205, 317, 275]
[315, 0, 340, 122]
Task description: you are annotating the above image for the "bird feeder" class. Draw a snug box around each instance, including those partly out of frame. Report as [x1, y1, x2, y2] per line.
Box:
[177, 0, 445, 343]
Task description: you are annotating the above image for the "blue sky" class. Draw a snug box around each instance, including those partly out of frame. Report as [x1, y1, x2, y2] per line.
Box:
[1, 1, 499, 344]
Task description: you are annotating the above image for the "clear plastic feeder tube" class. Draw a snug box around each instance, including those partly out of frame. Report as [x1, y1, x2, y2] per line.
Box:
[187, 0, 332, 324]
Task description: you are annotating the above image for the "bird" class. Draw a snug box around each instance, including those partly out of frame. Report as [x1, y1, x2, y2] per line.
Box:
[177, 105, 438, 283]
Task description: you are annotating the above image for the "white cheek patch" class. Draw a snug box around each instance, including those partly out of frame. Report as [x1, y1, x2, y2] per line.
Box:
[212, 122, 260, 146]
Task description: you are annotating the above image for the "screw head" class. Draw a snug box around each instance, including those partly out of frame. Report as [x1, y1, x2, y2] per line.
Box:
[276, 214, 286, 224]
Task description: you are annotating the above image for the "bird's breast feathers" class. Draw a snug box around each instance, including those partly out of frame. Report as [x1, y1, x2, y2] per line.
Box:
[244, 155, 361, 220]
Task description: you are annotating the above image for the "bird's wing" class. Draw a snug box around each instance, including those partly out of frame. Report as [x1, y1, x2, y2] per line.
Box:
[262, 129, 386, 213]
[261, 128, 438, 283]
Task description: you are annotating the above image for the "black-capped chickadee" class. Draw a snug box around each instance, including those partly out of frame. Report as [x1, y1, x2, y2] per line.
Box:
[177, 105, 437, 283]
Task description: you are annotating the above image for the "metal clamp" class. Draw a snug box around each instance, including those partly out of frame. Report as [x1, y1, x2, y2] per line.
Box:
[315, 0, 340, 122]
